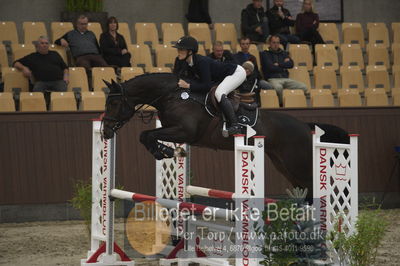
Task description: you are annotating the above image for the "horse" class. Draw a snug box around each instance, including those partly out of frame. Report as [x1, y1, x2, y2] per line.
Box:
[102, 73, 348, 195]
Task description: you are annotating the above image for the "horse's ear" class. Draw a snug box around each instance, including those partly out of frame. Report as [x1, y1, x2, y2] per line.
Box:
[103, 79, 112, 89]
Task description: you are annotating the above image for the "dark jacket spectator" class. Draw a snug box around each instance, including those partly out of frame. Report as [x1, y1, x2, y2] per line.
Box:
[100, 16, 131, 67]
[261, 35, 307, 104]
[266, 1, 300, 47]
[260, 48, 293, 79]
[234, 37, 262, 80]
[186, 0, 213, 28]
[266, 5, 294, 35]
[13, 36, 68, 92]
[295, 0, 324, 46]
[295, 12, 319, 36]
[241, 1, 269, 42]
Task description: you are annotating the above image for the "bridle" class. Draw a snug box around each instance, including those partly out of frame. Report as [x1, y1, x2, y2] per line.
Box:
[102, 83, 138, 133]
[101, 82, 170, 134]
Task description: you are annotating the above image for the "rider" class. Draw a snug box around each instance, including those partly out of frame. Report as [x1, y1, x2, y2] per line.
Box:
[173, 36, 246, 135]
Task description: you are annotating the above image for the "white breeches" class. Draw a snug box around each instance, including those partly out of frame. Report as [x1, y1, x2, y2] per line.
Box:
[215, 65, 247, 102]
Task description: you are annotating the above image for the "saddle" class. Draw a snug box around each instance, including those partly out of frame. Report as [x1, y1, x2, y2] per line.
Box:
[208, 86, 258, 113]
[184, 86, 259, 129]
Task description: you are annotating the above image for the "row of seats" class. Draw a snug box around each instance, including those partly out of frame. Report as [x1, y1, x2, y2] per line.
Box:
[2, 41, 399, 78]
[261, 88, 400, 108]
[0, 91, 105, 112]
[318, 22, 400, 48]
[289, 65, 398, 93]
[290, 43, 400, 71]
[0, 21, 236, 50]
[2, 21, 400, 51]
[2, 64, 398, 94]
[1, 86, 398, 113]
[2, 66, 169, 92]
[0, 43, 181, 71]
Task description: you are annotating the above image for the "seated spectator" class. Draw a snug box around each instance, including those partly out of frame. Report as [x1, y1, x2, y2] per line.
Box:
[295, 0, 324, 47]
[186, 0, 213, 29]
[13, 36, 68, 92]
[208, 41, 236, 63]
[55, 15, 108, 72]
[234, 37, 272, 91]
[241, 0, 269, 43]
[266, 0, 300, 48]
[260, 35, 307, 104]
[100, 16, 131, 67]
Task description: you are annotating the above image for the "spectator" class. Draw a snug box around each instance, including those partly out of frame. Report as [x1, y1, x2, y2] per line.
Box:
[208, 41, 236, 63]
[13, 36, 68, 92]
[186, 0, 213, 29]
[295, 0, 324, 47]
[260, 35, 307, 104]
[239, 61, 263, 106]
[266, 0, 300, 48]
[241, 0, 269, 43]
[55, 15, 108, 72]
[100, 16, 131, 67]
[234, 37, 272, 91]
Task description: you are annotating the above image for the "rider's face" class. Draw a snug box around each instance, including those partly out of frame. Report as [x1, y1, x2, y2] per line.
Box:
[177, 48, 190, 60]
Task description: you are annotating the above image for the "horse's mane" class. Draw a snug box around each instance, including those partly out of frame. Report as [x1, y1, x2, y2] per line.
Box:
[120, 72, 178, 97]
[122, 72, 177, 85]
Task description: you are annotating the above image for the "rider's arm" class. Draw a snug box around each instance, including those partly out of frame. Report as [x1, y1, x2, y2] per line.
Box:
[280, 51, 294, 69]
[188, 59, 212, 92]
[260, 51, 283, 78]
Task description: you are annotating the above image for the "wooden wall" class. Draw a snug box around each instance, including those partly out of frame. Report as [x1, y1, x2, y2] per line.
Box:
[0, 107, 399, 205]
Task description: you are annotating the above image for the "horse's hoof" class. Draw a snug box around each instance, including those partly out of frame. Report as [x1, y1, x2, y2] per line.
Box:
[174, 147, 186, 157]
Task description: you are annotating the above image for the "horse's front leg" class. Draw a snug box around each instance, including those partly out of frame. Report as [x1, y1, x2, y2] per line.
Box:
[140, 127, 194, 160]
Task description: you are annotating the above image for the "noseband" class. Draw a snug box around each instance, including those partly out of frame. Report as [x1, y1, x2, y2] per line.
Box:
[102, 83, 140, 133]
[102, 82, 165, 134]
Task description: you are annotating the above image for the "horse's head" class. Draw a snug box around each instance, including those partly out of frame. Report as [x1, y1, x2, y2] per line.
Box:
[102, 79, 135, 139]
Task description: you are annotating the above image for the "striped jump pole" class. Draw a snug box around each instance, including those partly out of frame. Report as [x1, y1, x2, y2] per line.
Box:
[186, 185, 276, 204]
[110, 189, 235, 220]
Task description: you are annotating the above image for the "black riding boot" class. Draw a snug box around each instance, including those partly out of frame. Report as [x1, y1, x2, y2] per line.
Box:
[220, 94, 241, 135]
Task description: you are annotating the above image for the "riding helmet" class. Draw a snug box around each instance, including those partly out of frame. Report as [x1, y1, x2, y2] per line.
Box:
[173, 36, 199, 54]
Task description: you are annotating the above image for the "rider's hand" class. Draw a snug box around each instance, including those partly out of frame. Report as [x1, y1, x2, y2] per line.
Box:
[178, 79, 190, 89]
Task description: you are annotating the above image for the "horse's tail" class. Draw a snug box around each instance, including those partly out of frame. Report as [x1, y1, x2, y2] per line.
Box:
[307, 123, 350, 144]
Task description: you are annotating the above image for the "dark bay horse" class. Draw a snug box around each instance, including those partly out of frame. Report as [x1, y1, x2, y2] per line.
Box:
[102, 73, 348, 195]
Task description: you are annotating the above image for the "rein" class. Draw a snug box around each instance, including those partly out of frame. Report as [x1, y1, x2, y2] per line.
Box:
[102, 81, 178, 132]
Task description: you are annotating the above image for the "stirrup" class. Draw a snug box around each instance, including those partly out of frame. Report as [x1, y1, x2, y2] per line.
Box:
[227, 124, 241, 135]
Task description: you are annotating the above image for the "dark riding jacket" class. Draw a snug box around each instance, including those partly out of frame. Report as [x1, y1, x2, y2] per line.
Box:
[173, 54, 237, 93]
